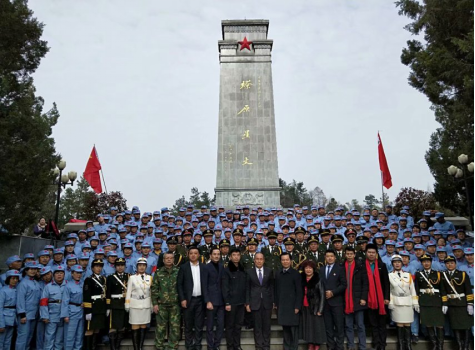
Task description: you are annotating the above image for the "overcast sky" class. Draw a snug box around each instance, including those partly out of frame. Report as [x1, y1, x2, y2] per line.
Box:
[29, 0, 438, 210]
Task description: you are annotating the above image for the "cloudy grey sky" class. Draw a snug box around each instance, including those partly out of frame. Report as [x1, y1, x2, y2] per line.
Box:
[30, 0, 438, 210]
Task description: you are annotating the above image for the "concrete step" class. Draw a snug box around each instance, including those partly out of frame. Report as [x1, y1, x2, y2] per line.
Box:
[97, 333, 458, 350]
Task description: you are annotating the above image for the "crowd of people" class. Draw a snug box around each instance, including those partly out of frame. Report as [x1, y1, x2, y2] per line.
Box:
[1, 204, 474, 350]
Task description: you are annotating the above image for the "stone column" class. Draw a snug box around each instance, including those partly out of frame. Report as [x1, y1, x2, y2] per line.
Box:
[215, 20, 280, 208]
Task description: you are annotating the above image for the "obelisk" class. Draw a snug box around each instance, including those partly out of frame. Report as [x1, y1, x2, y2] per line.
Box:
[215, 19, 280, 208]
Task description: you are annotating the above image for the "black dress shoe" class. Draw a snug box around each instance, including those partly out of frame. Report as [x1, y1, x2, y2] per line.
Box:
[411, 334, 419, 344]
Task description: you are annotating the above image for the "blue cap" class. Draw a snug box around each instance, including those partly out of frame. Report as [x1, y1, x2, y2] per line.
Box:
[6, 270, 21, 278]
[71, 265, 84, 273]
[464, 247, 474, 255]
[64, 240, 75, 246]
[123, 243, 133, 249]
[386, 240, 396, 246]
[452, 245, 463, 251]
[40, 266, 52, 275]
[153, 238, 163, 244]
[82, 242, 92, 249]
[94, 248, 105, 255]
[6, 255, 21, 266]
[66, 254, 78, 261]
[436, 246, 446, 253]
[25, 261, 40, 269]
[37, 250, 50, 257]
[44, 245, 54, 250]
[435, 212, 445, 218]
[426, 240, 437, 246]
[414, 244, 426, 250]
[412, 232, 421, 238]
[53, 248, 63, 255]
[53, 265, 65, 273]
[23, 253, 35, 260]
[106, 251, 118, 257]
[79, 252, 90, 260]
[403, 238, 414, 243]
[374, 233, 384, 239]
[399, 250, 410, 257]
[396, 242, 404, 248]
[67, 233, 78, 239]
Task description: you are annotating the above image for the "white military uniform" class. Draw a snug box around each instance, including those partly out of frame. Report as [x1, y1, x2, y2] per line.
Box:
[125, 273, 153, 324]
[389, 270, 419, 323]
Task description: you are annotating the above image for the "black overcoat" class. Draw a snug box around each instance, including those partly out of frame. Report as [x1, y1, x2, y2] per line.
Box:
[275, 268, 303, 326]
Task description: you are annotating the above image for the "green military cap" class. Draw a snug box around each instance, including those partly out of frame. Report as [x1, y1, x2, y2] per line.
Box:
[115, 257, 126, 265]
[247, 238, 258, 245]
[267, 231, 277, 239]
[233, 228, 243, 236]
[203, 229, 214, 237]
[331, 234, 343, 243]
[356, 236, 369, 244]
[307, 235, 319, 244]
[444, 255, 456, 264]
[419, 254, 432, 261]
[284, 237, 295, 245]
[166, 236, 178, 245]
[294, 227, 306, 235]
[182, 228, 193, 236]
[320, 229, 331, 236]
[344, 229, 357, 237]
[219, 239, 230, 247]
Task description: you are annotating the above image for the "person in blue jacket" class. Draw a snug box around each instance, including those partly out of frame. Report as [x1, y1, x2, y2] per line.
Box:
[37, 266, 53, 350]
[16, 261, 41, 350]
[61, 265, 84, 350]
[0, 270, 20, 350]
[40, 265, 67, 350]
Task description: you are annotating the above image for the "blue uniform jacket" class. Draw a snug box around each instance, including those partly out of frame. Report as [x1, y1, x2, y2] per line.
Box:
[40, 280, 66, 322]
[17, 276, 41, 320]
[61, 280, 84, 320]
[0, 285, 17, 328]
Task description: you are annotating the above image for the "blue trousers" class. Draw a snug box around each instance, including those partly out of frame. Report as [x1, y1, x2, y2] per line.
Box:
[36, 319, 45, 350]
[0, 326, 14, 350]
[44, 321, 64, 350]
[411, 311, 419, 335]
[64, 318, 84, 350]
[344, 311, 366, 350]
[16, 318, 37, 350]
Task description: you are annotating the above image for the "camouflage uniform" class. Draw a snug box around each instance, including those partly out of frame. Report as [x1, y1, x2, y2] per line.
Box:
[151, 265, 181, 350]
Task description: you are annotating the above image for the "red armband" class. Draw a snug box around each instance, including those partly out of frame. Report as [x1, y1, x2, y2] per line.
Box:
[40, 298, 48, 306]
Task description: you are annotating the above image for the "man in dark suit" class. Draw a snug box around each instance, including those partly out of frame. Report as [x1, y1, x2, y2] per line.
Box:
[275, 253, 303, 350]
[365, 244, 390, 350]
[320, 249, 347, 350]
[203, 247, 225, 350]
[245, 252, 274, 350]
[177, 246, 206, 350]
[343, 246, 369, 350]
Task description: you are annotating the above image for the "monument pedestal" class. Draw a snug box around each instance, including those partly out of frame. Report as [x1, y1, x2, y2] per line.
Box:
[215, 20, 281, 208]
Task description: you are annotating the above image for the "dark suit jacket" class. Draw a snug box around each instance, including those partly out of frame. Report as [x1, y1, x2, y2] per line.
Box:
[344, 260, 369, 312]
[319, 263, 347, 306]
[246, 266, 274, 310]
[202, 261, 224, 306]
[275, 268, 303, 326]
[177, 261, 207, 304]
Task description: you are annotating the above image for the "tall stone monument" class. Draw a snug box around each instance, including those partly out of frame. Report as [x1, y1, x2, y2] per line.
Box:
[215, 20, 280, 207]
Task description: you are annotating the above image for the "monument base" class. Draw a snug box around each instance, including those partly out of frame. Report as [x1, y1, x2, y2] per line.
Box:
[215, 187, 281, 208]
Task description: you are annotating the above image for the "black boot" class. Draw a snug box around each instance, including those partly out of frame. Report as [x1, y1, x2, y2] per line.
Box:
[404, 326, 412, 350]
[84, 335, 93, 350]
[139, 328, 147, 350]
[116, 331, 125, 349]
[454, 330, 463, 350]
[397, 327, 405, 350]
[132, 329, 140, 350]
[427, 327, 437, 350]
[436, 328, 444, 350]
[462, 330, 471, 350]
[92, 333, 98, 350]
[109, 332, 117, 350]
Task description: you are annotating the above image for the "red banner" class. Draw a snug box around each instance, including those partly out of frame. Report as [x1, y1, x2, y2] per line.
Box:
[378, 133, 392, 189]
[84, 146, 103, 194]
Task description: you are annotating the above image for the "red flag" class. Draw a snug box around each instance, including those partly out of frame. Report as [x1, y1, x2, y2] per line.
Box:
[378, 133, 392, 189]
[84, 146, 103, 194]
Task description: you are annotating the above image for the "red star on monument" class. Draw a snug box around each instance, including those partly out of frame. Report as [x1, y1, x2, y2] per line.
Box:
[238, 37, 252, 51]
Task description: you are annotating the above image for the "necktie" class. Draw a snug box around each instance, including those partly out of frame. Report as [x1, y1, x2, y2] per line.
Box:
[270, 247, 273, 254]
[258, 269, 263, 285]
[398, 272, 401, 277]
[326, 265, 330, 278]
[141, 275, 144, 280]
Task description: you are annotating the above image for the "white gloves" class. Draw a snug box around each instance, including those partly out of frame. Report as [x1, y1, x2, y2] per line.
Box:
[125, 306, 129, 313]
[468, 305, 474, 316]
[106, 310, 110, 317]
[442, 306, 448, 314]
[414, 305, 420, 313]
[85, 314, 92, 321]
[388, 304, 395, 310]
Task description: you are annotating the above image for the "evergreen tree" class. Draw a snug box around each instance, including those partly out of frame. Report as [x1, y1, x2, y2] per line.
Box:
[0, 0, 60, 233]
[396, 0, 474, 214]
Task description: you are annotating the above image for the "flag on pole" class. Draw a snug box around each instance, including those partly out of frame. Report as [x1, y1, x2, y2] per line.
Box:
[378, 132, 392, 189]
[84, 146, 103, 194]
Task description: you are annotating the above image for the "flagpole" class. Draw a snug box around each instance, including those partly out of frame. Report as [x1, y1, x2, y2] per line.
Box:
[94, 144, 108, 194]
[378, 131, 385, 207]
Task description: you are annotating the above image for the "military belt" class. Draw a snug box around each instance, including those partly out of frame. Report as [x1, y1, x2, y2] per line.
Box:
[69, 302, 81, 306]
[448, 293, 465, 299]
[111, 294, 124, 299]
[48, 299, 61, 304]
[420, 289, 439, 294]
[91, 295, 104, 300]
[3, 306, 15, 309]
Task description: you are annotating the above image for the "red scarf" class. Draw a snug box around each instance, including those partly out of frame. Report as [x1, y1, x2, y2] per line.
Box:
[366, 259, 386, 315]
[344, 260, 355, 314]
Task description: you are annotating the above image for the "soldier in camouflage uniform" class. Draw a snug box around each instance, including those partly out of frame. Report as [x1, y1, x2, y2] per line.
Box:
[152, 251, 181, 350]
